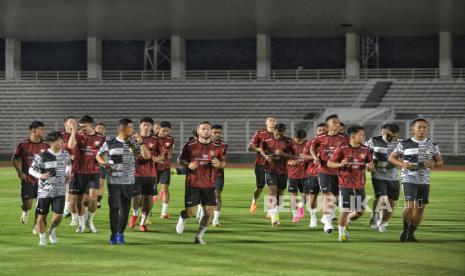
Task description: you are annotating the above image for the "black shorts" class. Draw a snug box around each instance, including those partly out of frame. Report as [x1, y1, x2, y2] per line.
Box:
[402, 183, 430, 204]
[255, 164, 266, 189]
[215, 174, 225, 191]
[372, 178, 400, 200]
[339, 188, 366, 211]
[318, 173, 339, 195]
[185, 186, 217, 208]
[36, 195, 66, 215]
[99, 166, 107, 180]
[265, 172, 288, 190]
[157, 169, 171, 185]
[304, 176, 320, 194]
[134, 177, 157, 196]
[69, 173, 100, 195]
[21, 181, 38, 200]
[288, 178, 305, 193]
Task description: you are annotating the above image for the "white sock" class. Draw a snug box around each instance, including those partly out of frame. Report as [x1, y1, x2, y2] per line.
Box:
[71, 213, 78, 221]
[196, 225, 208, 239]
[39, 233, 46, 239]
[22, 210, 29, 216]
[310, 208, 317, 218]
[298, 202, 304, 208]
[140, 214, 147, 226]
[162, 203, 169, 214]
[252, 197, 256, 203]
[338, 225, 346, 236]
[213, 211, 220, 222]
[64, 201, 70, 213]
[292, 209, 298, 217]
[270, 207, 278, 218]
[87, 212, 95, 223]
[133, 208, 140, 216]
[78, 215, 85, 227]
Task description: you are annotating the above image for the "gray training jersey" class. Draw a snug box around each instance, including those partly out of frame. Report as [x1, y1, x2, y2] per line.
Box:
[29, 149, 72, 198]
[366, 136, 401, 181]
[394, 138, 440, 185]
[98, 137, 140, 185]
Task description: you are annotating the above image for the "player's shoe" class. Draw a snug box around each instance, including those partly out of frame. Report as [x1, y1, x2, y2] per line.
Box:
[194, 236, 206, 245]
[400, 228, 410, 242]
[32, 224, 39, 235]
[116, 233, 125, 244]
[265, 212, 272, 219]
[75, 224, 85, 233]
[139, 225, 149, 232]
[109, 234, 117, 245]
[48, 228, 57, 244]
[176, 217, 186, 234]
[86, 220, 97, 233]
[146, 216, 152, 225]
[338, 229, 350, 242]
[408, 232, 418, 242]
[128, 215, 138, 228]
[297, 207, 305, 219]
[370, 214, 379, 230]
[160, 213, 170, 219]
[212, 221, 220, 227]
[309, 216, 317, 228]
[39, 237, 47, 246]
[96, 202, 102, 209]
[20, 212, 28, 224]
[271, 213, 280, 227]
[377, 222, 388, 233]
[249, 201, 257, 214]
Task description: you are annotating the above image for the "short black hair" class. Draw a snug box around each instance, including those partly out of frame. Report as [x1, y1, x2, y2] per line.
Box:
[79, 115, 94, 124]
[317, 122, 326, 128]
[340, 122, 345, 127]
[95, 121, 106, 127]
[381, 123, 389, 130]
[119, 118, 133, 127]
[29, 121, 44, 130]
[325, 114, 339, 123]
[198, 121, 211, 127]
[347, 125, 364, 136]
[212, 124, 223, 130]
[295, 129, 307, 139]
[63, 116, 76, 123]
[140, 117, 154, 125]
[45, 131, 62, 142]
[385, 124, 400, 133]
[160, 121, 172, 129]
[275, 123, 286, 133]
[412, 118, 428, 126]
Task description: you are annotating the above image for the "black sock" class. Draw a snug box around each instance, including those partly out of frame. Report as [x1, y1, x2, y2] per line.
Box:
[180, 210, 188, 219]
[403, 222, 410, 231]
[97, 195, 103, 203]
[409, 223, 417, 235]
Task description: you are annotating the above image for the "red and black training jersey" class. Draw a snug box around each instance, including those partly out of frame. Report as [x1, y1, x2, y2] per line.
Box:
[303, 138, 318, 177]
[13, 139, 49, 184]
[213, 140, 228, 177]
[156, 135, 174, 171]
[312, 132, 349, 176]
[179, 140, 224, 188]
[287, 140, 307, 179]
[74, 132, 106, 174]
[262, 136, 293, 175]
[250, 129, 274, 165]
[135, 135, 159, 177]
[329, 144, 373, 189]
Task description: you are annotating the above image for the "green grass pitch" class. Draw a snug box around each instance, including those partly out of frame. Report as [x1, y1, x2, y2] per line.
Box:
[0, 167, 464, 275]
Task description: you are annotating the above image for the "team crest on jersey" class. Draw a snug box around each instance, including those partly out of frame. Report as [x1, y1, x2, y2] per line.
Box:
[94, 141, 100, 146]
[149, 143, 154, 148]
[360, 153, 366, 159]
[165, 142, 171, 147]
[210, 150, 215, 156]
[40, 149, 46, 153]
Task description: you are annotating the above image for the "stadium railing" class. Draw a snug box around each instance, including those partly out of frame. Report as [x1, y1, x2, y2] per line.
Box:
[1, 68, 464, 81]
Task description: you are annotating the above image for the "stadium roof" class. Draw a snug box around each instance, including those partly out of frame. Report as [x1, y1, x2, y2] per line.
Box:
[1, 0, 464, 41]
